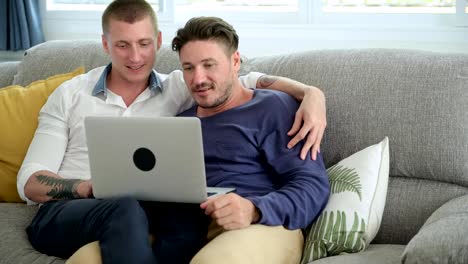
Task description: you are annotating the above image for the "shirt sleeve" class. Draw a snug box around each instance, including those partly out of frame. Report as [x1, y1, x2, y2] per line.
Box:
[239, 72, 264, 89]
[247, 94, 330, 230]
[167, 70, 195, 115]
[17, 84, 69, 205]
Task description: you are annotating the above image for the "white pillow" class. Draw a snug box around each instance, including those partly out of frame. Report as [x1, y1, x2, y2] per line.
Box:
[301, 137, 390, 263]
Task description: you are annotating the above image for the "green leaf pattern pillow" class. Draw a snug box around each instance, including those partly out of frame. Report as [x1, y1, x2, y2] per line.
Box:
[301, 137, 390, 263]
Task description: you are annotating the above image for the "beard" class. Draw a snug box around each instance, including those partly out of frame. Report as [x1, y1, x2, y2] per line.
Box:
[194, 80, 233, 109]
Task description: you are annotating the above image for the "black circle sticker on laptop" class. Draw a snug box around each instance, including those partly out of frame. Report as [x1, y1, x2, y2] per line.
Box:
[133, 147, 156, 171]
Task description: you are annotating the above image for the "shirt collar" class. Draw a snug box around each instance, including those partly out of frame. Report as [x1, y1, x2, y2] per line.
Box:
[92, 63, 163, 96]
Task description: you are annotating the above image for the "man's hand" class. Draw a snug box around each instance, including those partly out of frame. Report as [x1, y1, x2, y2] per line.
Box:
[76, 180, 94, 198]
[201, 193, 260, 230]
[287, 86, 326, 160]
[256, 75, 327, 160]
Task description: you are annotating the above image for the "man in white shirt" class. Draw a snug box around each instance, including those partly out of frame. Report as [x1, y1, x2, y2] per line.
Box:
[18, 1, 327, 263]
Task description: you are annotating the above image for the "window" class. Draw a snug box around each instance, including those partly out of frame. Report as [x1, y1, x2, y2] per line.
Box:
[172, 0, 301, 23]
[318, 0, 467, 25]
[45, 0, 171, 21]
[48, 0, 160, 11]
[307, 0, 466, 26]
[176, 0, 298, 12]
[322, 0, 456, 14]
[169, 0, 468, 25]
[45, 0, 300, 23]
[41, 0, 467, 56]
[45, 0, 467, 25]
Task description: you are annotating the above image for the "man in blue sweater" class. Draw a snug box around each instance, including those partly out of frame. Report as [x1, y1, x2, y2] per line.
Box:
[173, 17, 330, 264]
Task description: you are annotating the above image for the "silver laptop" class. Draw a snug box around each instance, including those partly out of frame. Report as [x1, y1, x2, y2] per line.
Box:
[84, 116, 235, 203]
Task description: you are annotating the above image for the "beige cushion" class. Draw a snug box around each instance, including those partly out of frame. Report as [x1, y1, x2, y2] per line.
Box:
[191, 224, 303, 264]
[66, 241, 101, 264]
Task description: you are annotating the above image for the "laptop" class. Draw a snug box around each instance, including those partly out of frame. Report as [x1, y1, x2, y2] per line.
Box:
[84, 116, 235, 203]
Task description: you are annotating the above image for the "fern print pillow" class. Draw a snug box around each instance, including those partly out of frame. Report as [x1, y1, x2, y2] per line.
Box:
[301, 137, 390, 263]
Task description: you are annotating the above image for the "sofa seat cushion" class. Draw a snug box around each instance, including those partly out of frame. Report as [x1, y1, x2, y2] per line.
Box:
[309, 244, 405, 264]
[0, 203, 65, 264]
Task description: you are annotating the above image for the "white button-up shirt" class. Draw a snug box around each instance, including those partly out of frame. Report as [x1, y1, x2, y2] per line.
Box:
[17, 65, 262, 204]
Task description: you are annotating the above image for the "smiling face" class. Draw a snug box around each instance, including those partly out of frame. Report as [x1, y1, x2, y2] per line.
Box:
[179, 40, 241, 110]
[102, 16, 161, 89]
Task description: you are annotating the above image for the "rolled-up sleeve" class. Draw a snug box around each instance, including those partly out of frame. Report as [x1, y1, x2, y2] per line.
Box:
[17, 85, 69, 205]
[239, 72, 264, 89]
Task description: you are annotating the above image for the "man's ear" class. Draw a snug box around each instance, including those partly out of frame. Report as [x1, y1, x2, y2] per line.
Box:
[156, 31, 162, 51]
[102, 34, 110, 54]
[232, 51, 241, 70]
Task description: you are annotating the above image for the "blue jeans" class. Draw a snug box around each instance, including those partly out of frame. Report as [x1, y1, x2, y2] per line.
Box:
[26, 197, 209, 264]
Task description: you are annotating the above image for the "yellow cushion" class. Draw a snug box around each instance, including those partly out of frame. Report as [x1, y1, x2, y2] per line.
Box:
[0, 67, 85, 202]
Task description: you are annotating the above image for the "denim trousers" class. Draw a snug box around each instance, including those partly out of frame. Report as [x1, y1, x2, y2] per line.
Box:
[26, 197, 209, 264]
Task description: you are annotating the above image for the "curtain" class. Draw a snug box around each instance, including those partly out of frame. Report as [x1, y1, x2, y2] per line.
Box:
[0, 0, 45, 51]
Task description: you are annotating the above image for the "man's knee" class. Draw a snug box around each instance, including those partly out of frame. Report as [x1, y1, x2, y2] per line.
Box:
[106, 197, 146, 225]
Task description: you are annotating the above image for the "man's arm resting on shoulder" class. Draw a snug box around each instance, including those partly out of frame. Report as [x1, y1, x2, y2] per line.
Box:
[24, 171, 92, 204]
[257, 75, 321, 101]
[257, 74, 327, 160]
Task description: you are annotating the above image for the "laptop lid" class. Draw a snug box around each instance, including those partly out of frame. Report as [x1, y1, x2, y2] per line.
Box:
[84, 116, 232, 203]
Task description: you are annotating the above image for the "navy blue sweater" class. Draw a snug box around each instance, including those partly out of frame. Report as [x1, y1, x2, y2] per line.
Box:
[179, 89, 329, 229]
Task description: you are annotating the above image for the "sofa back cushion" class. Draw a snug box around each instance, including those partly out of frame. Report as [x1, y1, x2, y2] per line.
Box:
[10, 41, 468, 243]
[242, 49, 468, 243]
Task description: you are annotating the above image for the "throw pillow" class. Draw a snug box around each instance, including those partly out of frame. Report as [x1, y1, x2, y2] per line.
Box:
[401, 194, 468, 264]
[0, 67, 85, 202]
[301, 137, 390, 263]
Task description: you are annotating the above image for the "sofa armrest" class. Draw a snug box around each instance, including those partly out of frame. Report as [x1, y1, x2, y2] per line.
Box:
[0, 61, 20, 88]
[401, 194, 468, 264]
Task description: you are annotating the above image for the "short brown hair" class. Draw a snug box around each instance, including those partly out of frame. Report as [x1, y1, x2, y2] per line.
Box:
[172, 17, 239, 56]
[102, 0, 158, 36]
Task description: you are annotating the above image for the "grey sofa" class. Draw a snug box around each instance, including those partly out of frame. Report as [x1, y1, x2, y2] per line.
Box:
[0, 40, 467, 264]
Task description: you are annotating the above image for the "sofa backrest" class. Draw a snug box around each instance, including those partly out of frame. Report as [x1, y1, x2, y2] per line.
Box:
[242, 49, 468, 244]
[12, 40, 468, 245]
[0, 61, 20, 88]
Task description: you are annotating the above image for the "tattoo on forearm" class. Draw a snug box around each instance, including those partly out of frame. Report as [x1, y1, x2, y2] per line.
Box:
[258, 75, 278, 88]
[36, 175, 82, 200]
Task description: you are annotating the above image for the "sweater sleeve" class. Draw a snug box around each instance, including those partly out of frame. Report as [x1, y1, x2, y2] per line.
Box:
[247, 94, 330, 230]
